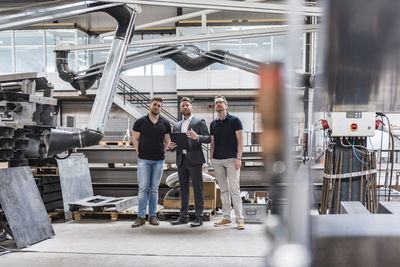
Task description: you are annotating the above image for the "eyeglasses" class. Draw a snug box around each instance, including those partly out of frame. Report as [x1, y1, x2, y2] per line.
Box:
[215, 101, 226, 105]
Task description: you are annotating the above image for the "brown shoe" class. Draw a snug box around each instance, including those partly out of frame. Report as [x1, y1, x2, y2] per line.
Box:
[148, 216, 160, 226]
[214, 218, 232, 226]
[237, 220, 245, 230]
[131, 217, 146, 228]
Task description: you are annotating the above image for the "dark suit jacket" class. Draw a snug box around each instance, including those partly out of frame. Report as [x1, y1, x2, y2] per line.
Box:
[173, 117, 211, 166]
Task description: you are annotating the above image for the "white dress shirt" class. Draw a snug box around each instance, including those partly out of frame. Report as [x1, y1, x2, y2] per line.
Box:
[181, 115, 193, 154]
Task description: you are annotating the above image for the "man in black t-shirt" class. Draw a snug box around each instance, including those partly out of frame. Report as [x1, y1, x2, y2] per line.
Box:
[131, 97, 171, 228]
[210, 95, 245, 230]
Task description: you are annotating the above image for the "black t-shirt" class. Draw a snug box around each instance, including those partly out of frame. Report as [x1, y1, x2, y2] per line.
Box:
[133, 115, 171, 160]
[210, 113, 243, 159]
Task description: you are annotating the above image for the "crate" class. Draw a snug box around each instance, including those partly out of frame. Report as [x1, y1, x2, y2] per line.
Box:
[189, 181, 216, 210]
[216, 186, 222, 209]
[242, 202, 269, 223]
[163, 181, 216, 210]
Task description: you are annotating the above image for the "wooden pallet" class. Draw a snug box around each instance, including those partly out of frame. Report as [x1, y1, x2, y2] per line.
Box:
[98, 141, 130, 147]
[48, 209, 64, 223]
[73, 205, 163, 221]
[73, 210, 137, 221]
[0, 162, 9, 169]
[159, 208, 215, 221]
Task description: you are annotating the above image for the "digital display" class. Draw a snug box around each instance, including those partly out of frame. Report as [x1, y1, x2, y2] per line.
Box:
[346, 112, 362, 119]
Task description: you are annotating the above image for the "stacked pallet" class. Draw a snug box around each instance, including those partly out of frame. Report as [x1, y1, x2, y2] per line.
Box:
[32, 166, 64, 212]
[98, 141, 130, 147]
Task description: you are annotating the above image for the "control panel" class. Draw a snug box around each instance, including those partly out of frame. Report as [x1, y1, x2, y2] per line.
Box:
[331, 112, 375, 137]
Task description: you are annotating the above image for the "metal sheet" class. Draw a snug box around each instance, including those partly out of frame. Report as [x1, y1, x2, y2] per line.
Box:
[88, 167, 265, 186]
[312, 214, 400, 237]
[90, 167, 176, 185]
[340, 201, 370, 214]
[69, 195, 138, 212]
[0, 166, 55, 249]
[378, 201, 400, 214]
[315, 0, 400, 112]
[313, 214, 400, 267]
[57, 156, 94, 220]
[77, 146, 177, 164]
[313, 236, 400, 267]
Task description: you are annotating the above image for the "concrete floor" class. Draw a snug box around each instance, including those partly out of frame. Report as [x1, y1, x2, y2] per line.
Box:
[0, 215, 270, 267]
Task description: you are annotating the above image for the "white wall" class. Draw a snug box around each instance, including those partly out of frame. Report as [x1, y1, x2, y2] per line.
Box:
[120, 74, 176, 93]
[177, 69, 259, 89]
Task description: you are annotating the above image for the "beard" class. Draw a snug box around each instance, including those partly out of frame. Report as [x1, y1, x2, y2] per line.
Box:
[181, 110, 191, 117]
[150, 109, 160, 115]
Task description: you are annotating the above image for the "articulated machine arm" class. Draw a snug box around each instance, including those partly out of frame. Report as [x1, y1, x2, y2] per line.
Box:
[0, 1, 139, 157]
[56, 45, 264, 95]
[57, 44, 313, 95]
[47, 4, 137, 156]
[51, 44, 314, 156]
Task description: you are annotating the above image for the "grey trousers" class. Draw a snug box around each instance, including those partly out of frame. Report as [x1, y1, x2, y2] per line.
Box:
[212, 158, 244, 221]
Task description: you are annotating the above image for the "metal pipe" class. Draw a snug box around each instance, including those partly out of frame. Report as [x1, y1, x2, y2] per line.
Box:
[47, 4, 137, 156]
[56, 45, 182, 92]
[87, 9, 136, 132]
[0, 0, 124, 31]
[57, 44, 315, 91]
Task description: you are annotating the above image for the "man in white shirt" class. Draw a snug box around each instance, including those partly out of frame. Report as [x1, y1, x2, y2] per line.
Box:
[169, 97, 211, 227]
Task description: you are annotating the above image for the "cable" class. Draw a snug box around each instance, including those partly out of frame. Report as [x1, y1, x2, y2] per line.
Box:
[377, 115, 384, 200]
[345, 138, 370, 155]
[375, 112, 395, 201]
[368, 137, 375, 151]
[340, 138, 351, 148]
[352, 139, 367, 165]
[384, 115, 395, 201]
[345, 138, 372, 152]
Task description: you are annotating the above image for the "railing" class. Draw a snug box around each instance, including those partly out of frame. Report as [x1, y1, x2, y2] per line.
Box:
[117, 78, 177, 124]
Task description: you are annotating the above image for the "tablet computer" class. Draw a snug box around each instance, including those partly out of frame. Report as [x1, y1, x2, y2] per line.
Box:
[171, 132, 189, 150]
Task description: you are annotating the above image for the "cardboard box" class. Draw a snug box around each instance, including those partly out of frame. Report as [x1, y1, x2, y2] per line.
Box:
[216, 186, 222, 208]
[189, 181, 216, 210]
[162, 199, 181, 209]
[253, 191, 269, 203]
[163, 181, 217, 210]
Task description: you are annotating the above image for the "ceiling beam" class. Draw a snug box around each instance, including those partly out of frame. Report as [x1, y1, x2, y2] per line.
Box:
[100, 9, 219, 37]
[99, 0, 322, 17]
[55, 24, 319, 51]
[99, 0, 266, 37]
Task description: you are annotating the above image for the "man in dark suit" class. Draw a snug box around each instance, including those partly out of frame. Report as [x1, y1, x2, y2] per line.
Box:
[169, 97, 211, 227]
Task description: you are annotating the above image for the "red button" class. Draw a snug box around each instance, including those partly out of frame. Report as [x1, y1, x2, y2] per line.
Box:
[351, 123, 358, 130]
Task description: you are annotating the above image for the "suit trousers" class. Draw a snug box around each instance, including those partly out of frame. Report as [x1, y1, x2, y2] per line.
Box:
[178, 156, 204, 217]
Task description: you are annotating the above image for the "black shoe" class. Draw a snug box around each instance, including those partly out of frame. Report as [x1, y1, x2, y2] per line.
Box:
[190, 216, 203, 227]
[170, 215, 189, 225]
[131, 217, 146, 228]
